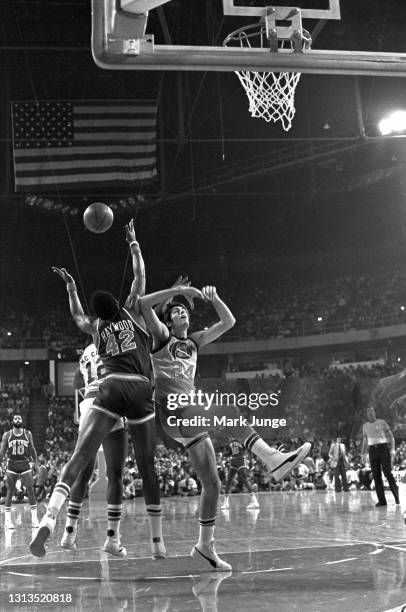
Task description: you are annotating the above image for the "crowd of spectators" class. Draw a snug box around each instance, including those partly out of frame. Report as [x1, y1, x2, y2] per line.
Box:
[0, 382, 30, 435]
[2, 259, 406, 347]
[1, 360, 406, 503]
[225, 266, 406, 340]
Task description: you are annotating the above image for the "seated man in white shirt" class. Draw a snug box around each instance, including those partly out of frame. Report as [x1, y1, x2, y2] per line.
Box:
[178, 475, 198, 496]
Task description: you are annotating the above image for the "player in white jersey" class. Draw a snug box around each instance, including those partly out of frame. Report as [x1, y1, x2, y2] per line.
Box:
[140, 283, 311, 572]
[59, 343, 127, 556]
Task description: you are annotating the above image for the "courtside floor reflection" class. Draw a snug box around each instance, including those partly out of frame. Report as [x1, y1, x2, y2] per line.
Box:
[1, 490, 406, 611]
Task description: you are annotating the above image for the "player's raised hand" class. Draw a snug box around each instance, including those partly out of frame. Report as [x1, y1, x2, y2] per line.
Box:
[172, 275, 195, 308]
[201, 286, 219, 302]
[171, 275, 191, 288]
[52, 267, 75, 285]
[125, 218, 138, 246]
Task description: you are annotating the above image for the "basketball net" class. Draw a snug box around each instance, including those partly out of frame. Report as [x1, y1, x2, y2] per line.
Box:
[224, 24, 311, 131]
[236, 70, 301, 131]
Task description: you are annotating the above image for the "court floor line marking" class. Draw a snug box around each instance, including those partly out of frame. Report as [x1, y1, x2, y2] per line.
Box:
[0, 538, 335, 564]
[57, 576, 104, 581]
[2, 539, 403, 569]
[2, 532, 398, 566]
[0, 544, 358, 567]
[324, 557, 359, 565]
[242, 567, 294, 574]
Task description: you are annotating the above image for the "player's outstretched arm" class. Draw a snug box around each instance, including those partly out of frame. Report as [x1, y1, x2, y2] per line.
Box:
[52, 267, 96, 336]
[124, 219, 146, 310]
[191, 286, 236, 348]
[139, 285, 203, 311]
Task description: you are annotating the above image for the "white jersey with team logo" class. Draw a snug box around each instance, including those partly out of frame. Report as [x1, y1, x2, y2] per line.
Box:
[78, 343, 124, 432]
[79, 343, 103, 400]
[151, 335, 198, 402]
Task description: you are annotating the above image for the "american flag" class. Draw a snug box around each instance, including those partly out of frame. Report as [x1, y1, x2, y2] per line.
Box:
[11, 100, 158, 191]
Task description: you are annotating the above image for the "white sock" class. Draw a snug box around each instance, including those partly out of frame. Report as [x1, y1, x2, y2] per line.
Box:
[46, 482, 70, 519]
[107, 504, 122, 539]
[198, 518, 215, 547]
[65, 501, 82, 530]
[147, 505, 163, 544]
[244, 432, 277, 466]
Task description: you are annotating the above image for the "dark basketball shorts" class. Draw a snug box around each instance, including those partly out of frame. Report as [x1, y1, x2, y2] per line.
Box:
[7, 460, 32, 475]
[92, 373, 154, 425]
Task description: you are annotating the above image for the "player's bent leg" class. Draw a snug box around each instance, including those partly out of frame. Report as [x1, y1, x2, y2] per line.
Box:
[223, 405, 311, 482]
[60, 459, 94, 550]
[30, 408, 117, 558]
[129, 418, 166, 559]
[4, 473, 18, 529]
[101, 427, 127, 558]
[188, 437, 231, 572]
[21, 471, 39, 527]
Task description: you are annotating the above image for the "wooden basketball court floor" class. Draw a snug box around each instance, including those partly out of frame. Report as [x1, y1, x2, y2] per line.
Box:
[1, 489, 406, 612]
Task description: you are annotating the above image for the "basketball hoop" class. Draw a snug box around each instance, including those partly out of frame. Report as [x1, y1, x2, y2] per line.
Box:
[224, 22, 311, 131]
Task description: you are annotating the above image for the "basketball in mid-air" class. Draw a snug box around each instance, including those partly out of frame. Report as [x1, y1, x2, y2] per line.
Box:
[83, 203, 114, 234]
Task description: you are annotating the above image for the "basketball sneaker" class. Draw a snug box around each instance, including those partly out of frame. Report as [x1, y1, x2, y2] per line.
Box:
[60, 525, 77, 549]
[191, 541, 232, 572]
[102, 536, 127, 558]
[29, 512, 56, 557]
[151, 538, 167, 559]
[266, 442, 311, 482]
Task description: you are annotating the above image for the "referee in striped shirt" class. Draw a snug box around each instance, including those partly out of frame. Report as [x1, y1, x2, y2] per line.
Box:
[362, 406, 399, 507]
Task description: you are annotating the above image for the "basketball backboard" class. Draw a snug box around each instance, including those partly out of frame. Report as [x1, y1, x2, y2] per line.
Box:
[223, 0, 340, 20]
[92, 0, 406, 76]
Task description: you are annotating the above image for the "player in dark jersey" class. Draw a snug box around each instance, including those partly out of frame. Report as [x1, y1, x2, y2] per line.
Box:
[30, 220, 165, 559]
[139, 283, 310, 572]
[221, 437, 259, 510]
[0, 415, 39, 529]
